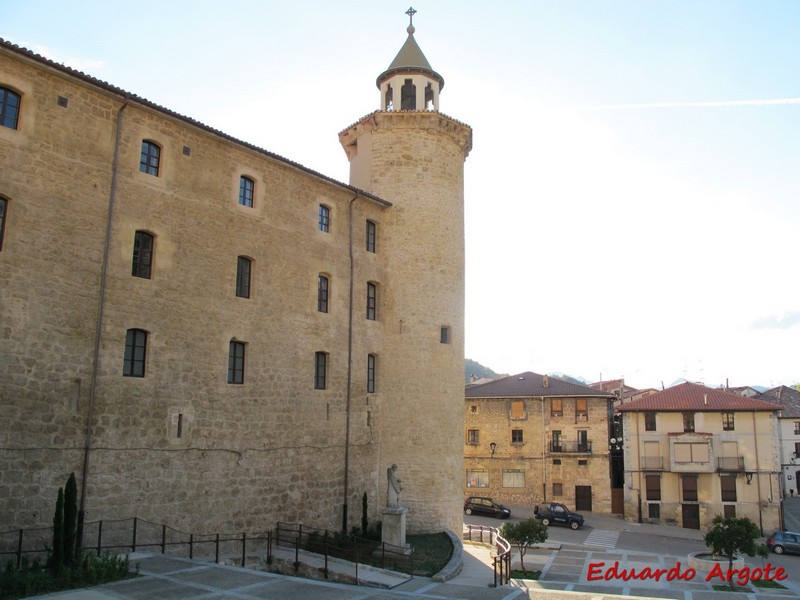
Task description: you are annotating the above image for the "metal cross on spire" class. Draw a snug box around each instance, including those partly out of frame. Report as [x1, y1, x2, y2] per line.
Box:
[405, 6, 417, 27]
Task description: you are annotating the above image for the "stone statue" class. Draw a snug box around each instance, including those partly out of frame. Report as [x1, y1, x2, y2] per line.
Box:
[386, 464, 402, 508]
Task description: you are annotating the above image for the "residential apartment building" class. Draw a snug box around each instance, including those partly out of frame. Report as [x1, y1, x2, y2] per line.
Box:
[756, 386, 800, 497]
[465, 373, 615, 513]
[618, 382, 782, 532]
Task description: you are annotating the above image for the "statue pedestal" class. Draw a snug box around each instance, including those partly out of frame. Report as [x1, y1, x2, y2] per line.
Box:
[381, 507, 412, 555]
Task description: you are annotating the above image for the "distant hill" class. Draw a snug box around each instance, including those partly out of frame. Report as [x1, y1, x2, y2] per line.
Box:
[549, 373, 588, 386]
[465, 359, 506, 384]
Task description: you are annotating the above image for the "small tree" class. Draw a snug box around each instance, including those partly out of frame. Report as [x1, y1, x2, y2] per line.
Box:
[500, 518, 548, 573]
[703, 515, 761, 590]
[51, 487, 65, 572]
[63, 473, 78, 566]
[361, 492, 369, 537]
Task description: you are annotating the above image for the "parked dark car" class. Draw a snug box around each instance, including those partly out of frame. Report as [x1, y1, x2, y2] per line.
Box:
[463, 496, 511, 519]
[534, 502, 585, 529]
[766, 531, 800, 555]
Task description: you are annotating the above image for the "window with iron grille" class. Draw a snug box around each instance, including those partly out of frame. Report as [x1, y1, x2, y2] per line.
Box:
[228, 341, 245, 384]
[131, 231, 154, 278]
[140, 140, 160, 176]
[317, 275, 329, 313]
[367, 354, 376, 393]
[722, 412, 735, 431]
[236, 256, 251, 298]
[314, 352, 327, 389]
[511, 429, 523, 444]
[123, 329, 147, 377]
[366, 220, 376, 252]
[648, 503, 660, 519]
[366, 282, 377, 320]
[467, 429, 479, 444]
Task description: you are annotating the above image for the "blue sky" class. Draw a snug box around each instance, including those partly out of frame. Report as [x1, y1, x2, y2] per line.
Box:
[4, 1, 799, 389]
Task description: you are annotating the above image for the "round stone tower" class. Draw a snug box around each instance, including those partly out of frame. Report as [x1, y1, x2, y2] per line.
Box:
[339, 10, 472, 533]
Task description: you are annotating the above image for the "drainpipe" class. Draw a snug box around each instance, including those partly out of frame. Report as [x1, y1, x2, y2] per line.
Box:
[78, 96, 129, 547]
[342, 194, 359, 533]
[635, 409, 642, 523]
[541, 397, 546, 502]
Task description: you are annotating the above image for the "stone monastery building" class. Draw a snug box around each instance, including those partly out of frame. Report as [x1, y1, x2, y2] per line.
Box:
[0, 13, 472, 538]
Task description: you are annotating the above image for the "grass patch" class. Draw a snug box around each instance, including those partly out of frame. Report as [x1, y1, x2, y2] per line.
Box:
[511, 569, 541, 580]
[712, 584, 752, 592]
[751, 578, 786, 589]
[407, 533, 453, 576]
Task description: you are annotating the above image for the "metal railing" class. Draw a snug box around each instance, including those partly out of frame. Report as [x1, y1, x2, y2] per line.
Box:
[640, 456, 664, 470]
[0, 518, 414, 581]
[463, 524, 511, 586]
[549, 440, 592, 453]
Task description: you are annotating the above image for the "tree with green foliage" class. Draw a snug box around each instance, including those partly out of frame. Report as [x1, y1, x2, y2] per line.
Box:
[63, 473, 78, 566]
[703, 515, 761, 590]
[50, 487, 64, 572]
[500, 518, 548, 572]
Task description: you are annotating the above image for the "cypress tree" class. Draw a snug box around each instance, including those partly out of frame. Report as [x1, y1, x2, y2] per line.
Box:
[63, 472, 78, 565]
[51, 486, 64, 571]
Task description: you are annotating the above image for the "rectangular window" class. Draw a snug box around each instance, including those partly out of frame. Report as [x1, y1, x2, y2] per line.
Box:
[645, 475, 661, 501]
[796, 441, 800, 457]
[722, 412, 735, 431]
[720, 475, 737, 502]
[794, 421, 800, 435]
[0, 197, 6, 250]
[675, 442, 710, 463]
[318, 204, 330, 232]
[440, 326, 450, 344]
[648, 503, 660, 519]
[467, 429, 479, 444]
[239, 176, 254, 207]
[314, 352, 327, 389]
[683, 412, 695, 433]
[551, 398, 563, 417]
[575, 398, 588, 421]
[367, 354, 376, 393]
[578, 459, 587, 466]
[139, 140, 160, 176]
[510, 400, 524, 418]
[552, 483, 563, 497]
[366, 282, 377, 320]
[466, 470, 488, 488]
[318, 275, 329, 313]
[577, 430, 588, 452]
[682, 475, 698, 502]
[723, 505, 736, 518]
[123, 329, 147, 377]
[552, 458, 562, 465]
[131, 231, 154, 278]
[236, 256, 251, 298]
[644, 412, 657, 431]
[0, 87, 21, 129]
[511, 429, 523, 444]
[228, 341, 245, 384]
[503, 470, 524, 488]
[551, 430, 562, 452]
[366, 219, 376, 252]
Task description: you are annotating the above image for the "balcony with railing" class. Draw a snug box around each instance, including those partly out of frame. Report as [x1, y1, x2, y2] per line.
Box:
[716, 456, 745, 472]
[640, 456, 664, 470]
[549, 441, 592, 454]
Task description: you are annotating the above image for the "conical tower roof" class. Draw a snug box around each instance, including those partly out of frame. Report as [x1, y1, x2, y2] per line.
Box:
[376, 24, 444, 90]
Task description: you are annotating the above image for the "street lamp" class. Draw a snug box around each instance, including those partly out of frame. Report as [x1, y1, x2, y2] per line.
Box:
[489, 442, 497, 457]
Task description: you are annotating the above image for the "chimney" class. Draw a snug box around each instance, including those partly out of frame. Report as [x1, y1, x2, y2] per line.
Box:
[469, 373, 477, 383]
[703, 394, 708, 405]
[543, 375, 549, 388]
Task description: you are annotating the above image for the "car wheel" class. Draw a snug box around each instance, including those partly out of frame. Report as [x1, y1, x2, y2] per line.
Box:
[570, 521, 580, 530]
[542, 518, 550, 526]
[465, 507, 472, 515]
[773, 545, 784, 555]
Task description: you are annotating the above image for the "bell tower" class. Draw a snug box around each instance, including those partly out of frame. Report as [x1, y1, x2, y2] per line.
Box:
[339, 8, 472, 533]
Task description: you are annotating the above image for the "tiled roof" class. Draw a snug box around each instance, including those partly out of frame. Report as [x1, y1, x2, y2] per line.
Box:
[757, 386, 800, 418]
[617, 382, 782, 412]
[465, 372, 615, 399]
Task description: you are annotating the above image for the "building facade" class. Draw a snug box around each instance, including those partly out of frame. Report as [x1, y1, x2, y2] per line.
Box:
[0, 17, 470, 536]
[757, 386, 800, 497]
[619, 383, 782, 533]
[464, 373, 615, 513]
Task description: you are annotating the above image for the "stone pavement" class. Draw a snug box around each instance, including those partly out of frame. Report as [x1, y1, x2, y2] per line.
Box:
[25, 507, 800, 599]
